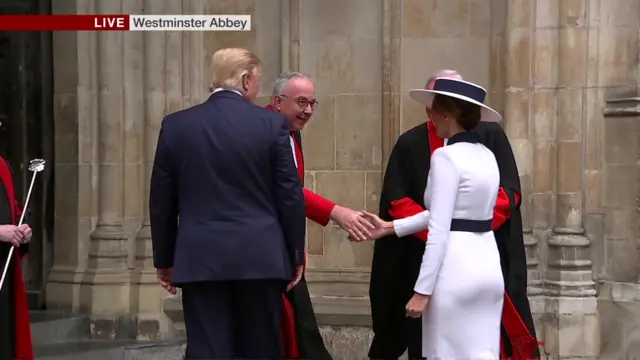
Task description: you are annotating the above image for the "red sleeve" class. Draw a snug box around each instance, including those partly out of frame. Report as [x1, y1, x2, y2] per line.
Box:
[388, 197, 428, 242]
[304, 188, 336, 226]
[492, 188, 521, 231]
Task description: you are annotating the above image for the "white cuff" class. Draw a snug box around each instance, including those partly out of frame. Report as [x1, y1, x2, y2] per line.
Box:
[414, 274, 436, 295]
[392, 210, 430, 238]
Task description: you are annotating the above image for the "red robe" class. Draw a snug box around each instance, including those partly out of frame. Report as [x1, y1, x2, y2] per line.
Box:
[266, 106, 336, 358]
[388, 121, 540, 360]
[0, 156, 33, 360]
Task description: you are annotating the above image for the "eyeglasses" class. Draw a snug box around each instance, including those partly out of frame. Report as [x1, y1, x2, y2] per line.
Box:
[277, 94, 318, 109]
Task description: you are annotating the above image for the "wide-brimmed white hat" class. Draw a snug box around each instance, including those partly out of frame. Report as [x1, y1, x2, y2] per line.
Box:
[409, 78, 501, 123]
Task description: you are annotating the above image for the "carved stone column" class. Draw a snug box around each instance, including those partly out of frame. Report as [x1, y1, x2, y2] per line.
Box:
[599, 97, 640, 358]
[601, 98, 640, 282]
[87, 0, 128, 272]
[80, 0, 140, 337]
[530, 0, 559, 310]
[46, 0, 97, 311]
[381, 0, 401, 172]
[590, 2, 640, 357]
[503, 0, 544, 333]
[133, 0, 170, 340]
[545, 0, 595, 298]
[543, 1, 598, 358]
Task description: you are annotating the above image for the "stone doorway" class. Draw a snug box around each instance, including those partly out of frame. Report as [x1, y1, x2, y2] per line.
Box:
[0, 0, 54, 309]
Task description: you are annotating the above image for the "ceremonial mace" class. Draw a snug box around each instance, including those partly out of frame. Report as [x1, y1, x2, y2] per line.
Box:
[0, 159, 46, 292]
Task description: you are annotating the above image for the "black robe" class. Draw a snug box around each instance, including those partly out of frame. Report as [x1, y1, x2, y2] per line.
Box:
[476, 122, 540, 358]
[283, 130, 333, 360]
[369, 124, 430, 360]
[369, 122, 540, 359]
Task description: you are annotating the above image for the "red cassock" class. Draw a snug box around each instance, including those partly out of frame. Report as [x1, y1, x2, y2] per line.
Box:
[0, 157, 33, 360]
[266, 106, 336, 358]
[387, 121, 540, 360]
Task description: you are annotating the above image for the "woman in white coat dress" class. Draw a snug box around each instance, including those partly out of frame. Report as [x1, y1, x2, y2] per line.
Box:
[363, 78, 505, 359]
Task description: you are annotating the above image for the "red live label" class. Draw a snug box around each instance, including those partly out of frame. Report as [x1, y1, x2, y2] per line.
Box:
[92, 15, 129, 30]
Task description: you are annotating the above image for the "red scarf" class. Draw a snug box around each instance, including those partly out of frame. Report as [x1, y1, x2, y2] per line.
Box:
[427, 120, 444, 155]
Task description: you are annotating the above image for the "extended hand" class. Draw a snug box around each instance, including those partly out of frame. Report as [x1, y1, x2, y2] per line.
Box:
[156, 268, 177, 295]
[406, 292, 430, 318]
[348, 211, 394, 241]
[0, 225, 24, 247]
[330, 205, 374, 242]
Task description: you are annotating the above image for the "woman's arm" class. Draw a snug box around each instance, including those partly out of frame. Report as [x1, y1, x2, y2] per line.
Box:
[392, 210, 431, 238]
[414, 149, 460, 295]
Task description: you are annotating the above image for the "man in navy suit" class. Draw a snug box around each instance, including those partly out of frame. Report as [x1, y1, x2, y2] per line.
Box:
[149, 48, 306, 360]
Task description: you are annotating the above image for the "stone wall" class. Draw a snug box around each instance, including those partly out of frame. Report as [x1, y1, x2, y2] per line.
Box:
[48, 0, 640, 358]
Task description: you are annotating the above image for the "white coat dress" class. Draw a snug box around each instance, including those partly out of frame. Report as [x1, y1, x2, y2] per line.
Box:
[393, 135, 505, 359]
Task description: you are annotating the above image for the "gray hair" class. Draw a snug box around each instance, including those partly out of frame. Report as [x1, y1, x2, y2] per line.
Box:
[425, 69, 460, 88]
[272, 72, 312, 97]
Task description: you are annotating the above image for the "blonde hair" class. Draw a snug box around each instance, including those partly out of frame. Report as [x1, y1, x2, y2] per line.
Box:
[207, 48, 262, 92]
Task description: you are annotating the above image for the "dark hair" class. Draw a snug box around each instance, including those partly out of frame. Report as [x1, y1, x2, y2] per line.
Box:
[432, 94, 481, 131]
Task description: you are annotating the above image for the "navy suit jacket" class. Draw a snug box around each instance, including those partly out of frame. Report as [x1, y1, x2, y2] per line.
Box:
[149, 91, 306, 284]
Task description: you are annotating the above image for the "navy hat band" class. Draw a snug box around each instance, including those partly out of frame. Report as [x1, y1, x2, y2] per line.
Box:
[432, 79, 486, 104]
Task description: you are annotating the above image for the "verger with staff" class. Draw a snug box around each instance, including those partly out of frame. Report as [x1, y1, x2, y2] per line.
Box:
[0, 153, 43, 359]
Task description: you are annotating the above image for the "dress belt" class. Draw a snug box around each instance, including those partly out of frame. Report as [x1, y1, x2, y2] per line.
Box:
[450, 219, 492, 232]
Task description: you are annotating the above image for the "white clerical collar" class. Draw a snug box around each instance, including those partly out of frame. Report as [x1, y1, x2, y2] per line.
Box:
[213, 88, 243, 97]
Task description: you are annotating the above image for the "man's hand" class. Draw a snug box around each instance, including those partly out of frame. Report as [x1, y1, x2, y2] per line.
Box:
[286, 265, 304, 292]
[156, 268, 177, 295]
[348, 211, 394, 241]
[0, 225, 23, 247]
[18, 224, 32, 244]
[330, 205, 375, 242]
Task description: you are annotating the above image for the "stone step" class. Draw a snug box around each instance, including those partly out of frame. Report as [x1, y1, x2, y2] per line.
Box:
[125, 341, 186, 360]
[35, 340, 185, 360]
[30, 311, 186, 360]
[29, 308, 375, 359]
[172, 321, 187, 339]
[30, 311, 91, 346]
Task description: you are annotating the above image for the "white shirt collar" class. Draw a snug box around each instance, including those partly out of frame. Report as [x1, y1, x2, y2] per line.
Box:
[213, 88, 243, 97]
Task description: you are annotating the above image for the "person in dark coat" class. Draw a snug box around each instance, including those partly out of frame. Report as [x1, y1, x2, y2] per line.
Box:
[150, 48, 306, 360]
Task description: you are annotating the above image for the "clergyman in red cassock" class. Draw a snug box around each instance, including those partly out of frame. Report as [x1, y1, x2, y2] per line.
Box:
[0, 150, 34, 360]
[367, 71, 542, 360]
[266, 71, 374, 359]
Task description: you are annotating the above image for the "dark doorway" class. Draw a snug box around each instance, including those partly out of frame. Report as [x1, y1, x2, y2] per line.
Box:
[0, 0, 54, 309]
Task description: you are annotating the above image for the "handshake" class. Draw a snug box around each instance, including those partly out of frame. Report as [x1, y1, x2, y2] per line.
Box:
[329, 205, 394, 242]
